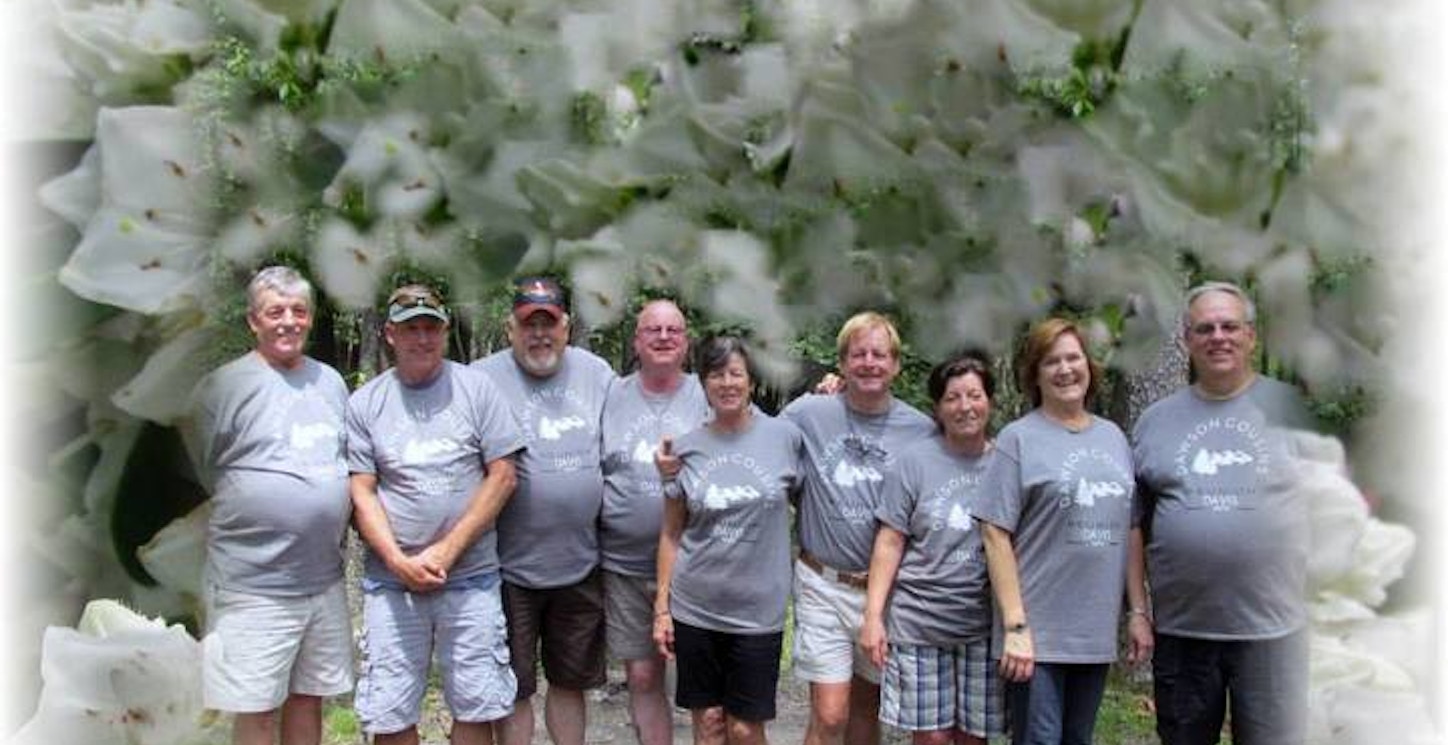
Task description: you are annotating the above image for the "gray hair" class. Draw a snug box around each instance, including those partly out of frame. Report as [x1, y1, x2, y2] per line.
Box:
[1182, 281, 1256, 335]
[247, 266, 314, 314]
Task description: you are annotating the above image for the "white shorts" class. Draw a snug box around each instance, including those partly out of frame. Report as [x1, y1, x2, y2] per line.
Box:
[356, 581, 516, 735]
[203, 581, 354, 713]
[791, 558, 877, 684]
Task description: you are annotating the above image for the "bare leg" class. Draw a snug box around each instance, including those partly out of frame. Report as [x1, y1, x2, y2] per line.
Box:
[278, 694, 322, 745]
[233, 711, 277, 745]
[625, 657, 673, 745]
[375, 727, 421, 745]
[804, 681, 850, 745]
[843, 676, 880, 745]
[544, 686, 587, 745]
[497, 698, 534, 745]
[451, 720, 496, 745]
[691, 707, 727, 745]
[724, 715, 766, 745]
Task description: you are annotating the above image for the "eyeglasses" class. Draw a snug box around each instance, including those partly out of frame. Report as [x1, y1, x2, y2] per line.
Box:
[1188, 320, 1248, 337]
[638, 325, 685, 338]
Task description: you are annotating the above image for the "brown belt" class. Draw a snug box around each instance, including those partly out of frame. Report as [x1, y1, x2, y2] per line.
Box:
[798, 551, 869, 590]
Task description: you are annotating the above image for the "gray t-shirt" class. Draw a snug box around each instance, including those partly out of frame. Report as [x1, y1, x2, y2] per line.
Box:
[974, 410, 1134, 663]
[1131, 377, 1310, 640]
[600, 373, 710, 577]
[194, 353, 351, 596]
[783, 394, 935, 571]
[668, 415, 803, 634]
[875, 435, 994, 646]
[473, 346, 615, 588]
[346, 361, 525, 587]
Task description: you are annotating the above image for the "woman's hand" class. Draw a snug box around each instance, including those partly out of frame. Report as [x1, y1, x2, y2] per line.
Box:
[653, 610, 675, 661]
[1125, 612, 1154, 666]
[999, 626, 1035, 682]
[655, 436, 681, 482]
[859, 614, 889, 669]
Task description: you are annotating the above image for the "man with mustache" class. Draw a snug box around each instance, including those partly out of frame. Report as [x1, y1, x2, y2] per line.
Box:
[473, 277, 616, 745]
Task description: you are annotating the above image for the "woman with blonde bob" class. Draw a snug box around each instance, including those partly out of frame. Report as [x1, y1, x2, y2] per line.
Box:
[973, 318, 1148, 745]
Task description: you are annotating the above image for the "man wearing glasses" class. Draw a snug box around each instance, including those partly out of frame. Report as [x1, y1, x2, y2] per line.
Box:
[473, 277, 617, 745]
[1128, 281, 1313, 745]
[347, 283, 524, 745]
[599, 299, 710, 745]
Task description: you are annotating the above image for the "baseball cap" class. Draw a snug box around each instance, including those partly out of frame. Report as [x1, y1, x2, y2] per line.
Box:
[386, 284, 450, 324]
[512, 276, 566, 321]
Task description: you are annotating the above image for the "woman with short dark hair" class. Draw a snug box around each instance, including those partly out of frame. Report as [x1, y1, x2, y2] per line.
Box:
[860, 352, 1004, 745]
[653, 337, 804, 745]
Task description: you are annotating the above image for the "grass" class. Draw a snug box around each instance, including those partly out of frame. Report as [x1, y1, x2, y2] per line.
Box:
[1095, 668, 1159, 745]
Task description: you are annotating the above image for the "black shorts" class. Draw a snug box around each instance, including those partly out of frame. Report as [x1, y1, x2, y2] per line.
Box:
[672, 619, 783, 722]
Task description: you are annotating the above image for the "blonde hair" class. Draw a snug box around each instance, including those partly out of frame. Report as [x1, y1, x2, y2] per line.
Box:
[835, 311, 901, 361]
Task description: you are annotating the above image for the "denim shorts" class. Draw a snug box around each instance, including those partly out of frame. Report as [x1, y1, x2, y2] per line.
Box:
[355, 579, 515, 734]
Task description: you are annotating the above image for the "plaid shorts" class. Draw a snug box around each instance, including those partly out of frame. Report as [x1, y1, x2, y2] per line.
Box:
[879, 640, 1005, 738]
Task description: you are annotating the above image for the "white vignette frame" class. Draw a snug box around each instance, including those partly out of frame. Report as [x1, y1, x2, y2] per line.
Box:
[0, 0, 1441, 741]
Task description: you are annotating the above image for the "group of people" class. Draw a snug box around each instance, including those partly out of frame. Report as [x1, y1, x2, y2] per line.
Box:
[193, 267, 1310, 745]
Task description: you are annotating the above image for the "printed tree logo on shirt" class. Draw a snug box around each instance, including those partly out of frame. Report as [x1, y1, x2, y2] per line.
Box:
[289, 421, 337, 450]
[1190, 448, 1255, 475]
[946, 503, 973, 531]
[631, 439, 656, 464]
[703, 484, 762, 509]
[402, 437, 460, 465]
[831, 459, 883, 488]
[1072, 478, 1127, 507]
[538, 415, 587, 440]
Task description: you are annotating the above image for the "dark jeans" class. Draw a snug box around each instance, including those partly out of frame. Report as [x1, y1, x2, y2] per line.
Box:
[1153, 630, 1308, 745]
[1007, 662, 1109, 745]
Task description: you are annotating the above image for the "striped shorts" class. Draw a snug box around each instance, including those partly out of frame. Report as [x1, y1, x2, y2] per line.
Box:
[879, 640, 1005, 738]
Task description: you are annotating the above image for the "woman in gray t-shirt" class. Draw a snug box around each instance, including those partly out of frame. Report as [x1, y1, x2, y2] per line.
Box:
[974, 318, 1145, 745]
[861, 352, 1004, 744]
[653, 337, 803, 744]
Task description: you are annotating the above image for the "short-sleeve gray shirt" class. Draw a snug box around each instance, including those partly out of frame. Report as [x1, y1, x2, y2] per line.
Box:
[600, 373, 710, 577]
[473, 346, 615, 588]
[875, 435, 994, 646]
[783, 394, 935, 572]
[1131, 377, 1309, 639]
[974, 411, 1134, 663]
[194, 353, 351, 596]
[346, 361, 525, 587]
[668, 415, 803, 634]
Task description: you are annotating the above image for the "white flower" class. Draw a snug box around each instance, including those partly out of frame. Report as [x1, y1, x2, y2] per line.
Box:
[54, 106, 213, 315]
[12, 600, 222, 745]
[328, 0, 463, 61]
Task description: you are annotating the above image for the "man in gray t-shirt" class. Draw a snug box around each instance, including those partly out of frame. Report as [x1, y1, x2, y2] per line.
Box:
[782, 312, 934, 745]
[192, 266, 353, 745]
[348, 283, 523, 744]
[1130, 282, 1312, 745]
[599, 299, 709, 745]
[472, 277, 616, 745]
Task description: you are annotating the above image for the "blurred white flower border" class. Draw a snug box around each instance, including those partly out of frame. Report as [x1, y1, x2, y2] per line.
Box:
[3, 0, 1446, 743]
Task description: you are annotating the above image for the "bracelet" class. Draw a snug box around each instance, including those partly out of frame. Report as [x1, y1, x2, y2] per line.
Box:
[655, 609, 670, 618]
[1125, 608, 1151, 620]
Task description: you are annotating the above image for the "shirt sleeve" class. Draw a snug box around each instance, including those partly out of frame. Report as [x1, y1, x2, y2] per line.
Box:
[973, 429, 1024, 532]
[345, 387, 377, 476]
[874, 454, 915, 533]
